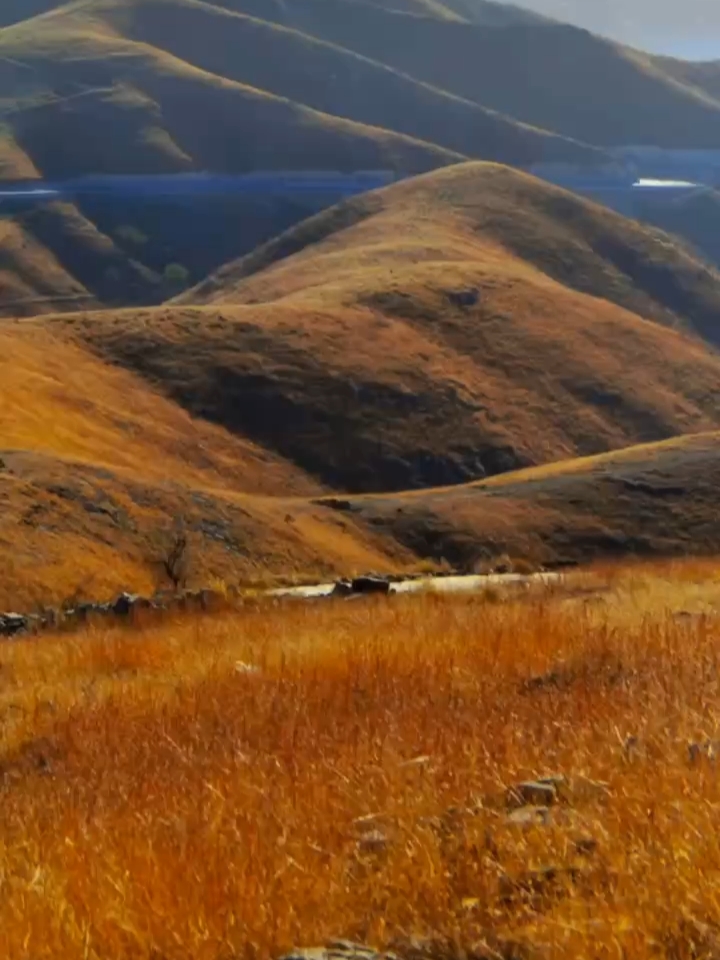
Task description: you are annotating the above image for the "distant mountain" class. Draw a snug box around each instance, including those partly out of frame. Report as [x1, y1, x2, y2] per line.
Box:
[250, 1, 720, 148]
[0, 0, 614, 312]
[5, 0, 720, 312]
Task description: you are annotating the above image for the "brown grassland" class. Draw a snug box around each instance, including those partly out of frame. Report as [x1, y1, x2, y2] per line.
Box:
[3, 560, 720, 958]
[0, 323, 416, 609]
[59, 163, 720, 493]
[341, 430, 720, 568]
[6, 165, 720, 603]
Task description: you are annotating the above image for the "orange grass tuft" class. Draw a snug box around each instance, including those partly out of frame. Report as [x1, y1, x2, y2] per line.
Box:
[1, 565, 720, 958]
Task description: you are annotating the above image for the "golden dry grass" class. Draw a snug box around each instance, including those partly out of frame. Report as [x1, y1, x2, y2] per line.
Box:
[2, 560, 720, 958]
[0, 322, 319, 495]
[0, 322, 416, 608]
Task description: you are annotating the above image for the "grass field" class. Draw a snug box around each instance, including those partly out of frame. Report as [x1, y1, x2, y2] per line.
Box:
[3, 559, 720, 958]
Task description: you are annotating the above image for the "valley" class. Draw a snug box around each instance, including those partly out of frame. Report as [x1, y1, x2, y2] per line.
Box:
[4, 4, 720, 958]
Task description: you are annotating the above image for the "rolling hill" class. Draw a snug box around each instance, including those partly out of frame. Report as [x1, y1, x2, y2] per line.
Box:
[0, 322, 411, 608]
[331, 431, 720, 569]
[219, 0, 720, 148]
[0, 200, 161, 316]
[7, 161, 720, 602]
[46, 163, 720, 496]
[3, 0, 720, 313]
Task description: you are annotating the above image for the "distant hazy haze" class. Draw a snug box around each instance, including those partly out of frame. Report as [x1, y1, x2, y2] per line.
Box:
[514, 0, 720, 58]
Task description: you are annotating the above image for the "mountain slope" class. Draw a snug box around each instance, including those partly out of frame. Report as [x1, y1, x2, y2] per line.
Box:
[0, 447, 409, 609]
[4, 0, 720, 316]
[336, 431, 720, 568]
[0, 322, 322, 495]
[238, 0, 720, 147]
[82, 0, 600, 169]
[0, 322, 412, 607]
[0, 18, 461, 180]
[0, 2, 462, 312]
[0, 200, 162, 316]
[652, 56, 720, 103]
[45, 163, 720, 494]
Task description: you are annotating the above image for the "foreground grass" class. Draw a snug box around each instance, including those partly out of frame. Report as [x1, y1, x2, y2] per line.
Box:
[2, 563, 720, 958]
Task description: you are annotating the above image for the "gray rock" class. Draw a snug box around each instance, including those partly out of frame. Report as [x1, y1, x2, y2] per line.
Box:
[0, 613, 28, 637]
[356, 829, 390, 854]
[507, 780, 558, 808]
[112, 593, 143, 617]
[279, 942, 396, 960]
[508, 805, 552, 826]
[447, 287, 480, 308]
[331, 579, 354, 597]
[315, 498, 354, 512]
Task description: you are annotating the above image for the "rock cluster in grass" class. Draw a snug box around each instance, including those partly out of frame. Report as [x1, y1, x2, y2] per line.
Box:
[281, 773, 613, 960]
[0, 574, 402, 638]
[0, 588, 227, 638]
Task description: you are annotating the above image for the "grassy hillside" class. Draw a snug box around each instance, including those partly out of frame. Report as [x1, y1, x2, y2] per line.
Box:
[4, 560, 720, 958]
[249, 0, 720, 147]
[41, 163, 720, 494]
[651, 55, 720, 103]
[0, 21, 460, 180]
[187, 163, 720, 336]
[0, 447, 410, 609]
[85, 0, 598, 169]
[0, 322, 414, 607]
[9, 164, 720, 600]
[3, 0, 720, 313]
[0, 0, 463, 311]
[0, 200, 162, 316]
[334, 431, 720, 568]
[0, 323, 321, 494]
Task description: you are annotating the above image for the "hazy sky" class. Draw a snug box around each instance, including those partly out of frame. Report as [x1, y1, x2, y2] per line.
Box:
[513, 0, 720, 58]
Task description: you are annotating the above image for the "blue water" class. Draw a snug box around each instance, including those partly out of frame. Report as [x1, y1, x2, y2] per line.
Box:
[0, 171, 397, 201]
